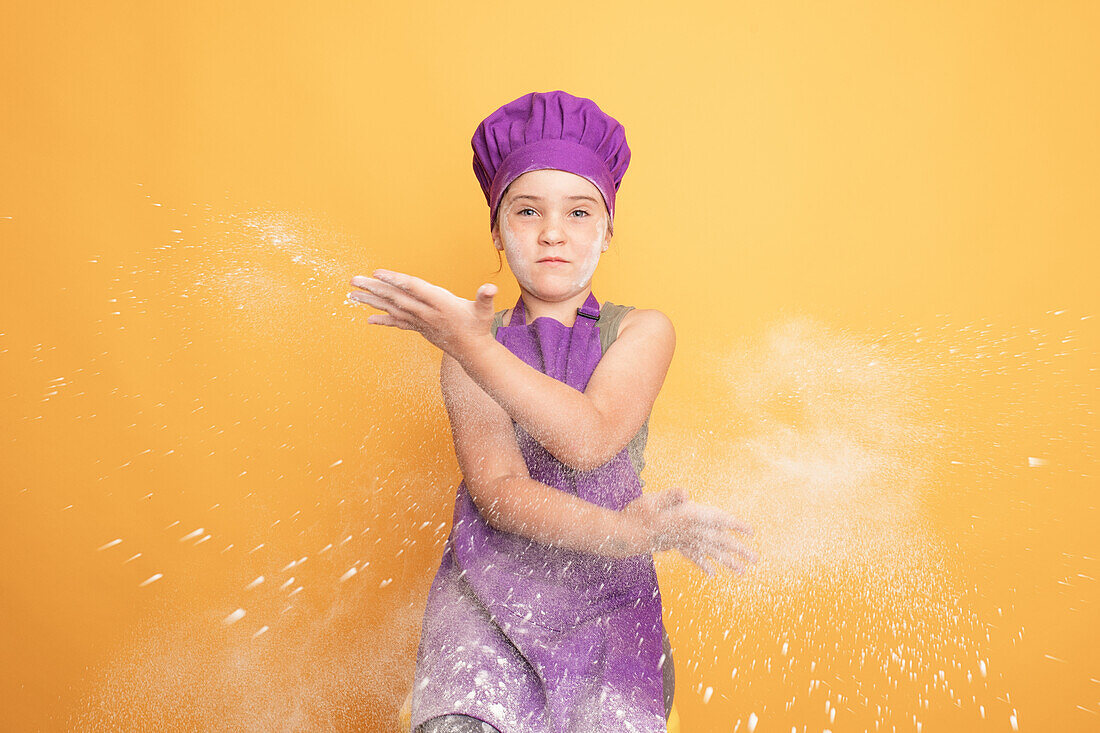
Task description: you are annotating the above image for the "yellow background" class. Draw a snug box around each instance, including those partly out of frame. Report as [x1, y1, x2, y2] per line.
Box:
[1, 1, 1096, 731]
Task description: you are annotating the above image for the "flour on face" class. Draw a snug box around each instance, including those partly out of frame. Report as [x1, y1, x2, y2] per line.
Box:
[567, 215, 607, 292]
[497, 194, 609, 304]
[499, 206, 535, 294]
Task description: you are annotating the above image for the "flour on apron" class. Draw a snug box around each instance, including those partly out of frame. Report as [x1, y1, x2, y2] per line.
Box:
[412, 292, 667, 733]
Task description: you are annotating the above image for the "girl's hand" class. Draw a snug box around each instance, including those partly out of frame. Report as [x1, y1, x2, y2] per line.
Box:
[348, 270, 498, 359]
[624, 487, 758, 576]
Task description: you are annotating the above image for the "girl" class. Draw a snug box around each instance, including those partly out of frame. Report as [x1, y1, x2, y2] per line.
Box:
[349, 91, 757, 733]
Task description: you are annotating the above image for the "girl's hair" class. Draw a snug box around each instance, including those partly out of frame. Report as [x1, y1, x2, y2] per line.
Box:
[490, 196, 505, 275]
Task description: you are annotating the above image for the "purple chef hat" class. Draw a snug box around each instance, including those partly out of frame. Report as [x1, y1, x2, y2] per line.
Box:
[471, 90, 631, 234]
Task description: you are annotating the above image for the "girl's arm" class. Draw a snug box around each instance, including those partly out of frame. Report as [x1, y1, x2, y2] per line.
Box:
[350, 272, 674, 472]
[442, 349, 653, 557]
[479, 474, 653, 557]
[442, 351, 757, 572]
[452, 308, 676, 472]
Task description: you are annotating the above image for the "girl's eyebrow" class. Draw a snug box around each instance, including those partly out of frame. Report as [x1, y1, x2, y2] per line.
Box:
[512, 194, 599, 204]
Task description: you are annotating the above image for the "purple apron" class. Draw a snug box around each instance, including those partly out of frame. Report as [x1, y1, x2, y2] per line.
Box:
[411, 292, 667, 733]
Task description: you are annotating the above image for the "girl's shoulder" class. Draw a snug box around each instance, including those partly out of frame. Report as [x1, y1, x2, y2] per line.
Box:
[598, 303, 674, 358]
[613, 304, 674, 339]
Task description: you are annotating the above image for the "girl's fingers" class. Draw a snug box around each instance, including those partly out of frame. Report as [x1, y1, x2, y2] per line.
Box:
[679, 546, 716, 577]
[349, 288, 428, 333]
[719, 513, 754, 536]
[476, 283, 498, 302]
[349, 289, 404, 317]
[373, 269, 428, 294]
[366, 313, 416, 330]
[351, 276, 433, 320]
[685, 537, 749, 576]
[701, 528, 758, 564]
[375, 270, 456, 308]
[709, 508, 753, 536]
[676, 529, 757, 572]
[686, 504, 754, 536]
[714, 549, 746, 575]
[372, 278, 428, 315]
[713, 531, 758, 563]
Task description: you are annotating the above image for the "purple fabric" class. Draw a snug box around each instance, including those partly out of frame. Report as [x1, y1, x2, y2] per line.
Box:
[471, 91, 631, 234]
[412, 293, 667, 733]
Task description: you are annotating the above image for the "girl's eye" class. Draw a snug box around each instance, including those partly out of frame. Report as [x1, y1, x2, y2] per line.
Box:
[514, 207, 589, 217]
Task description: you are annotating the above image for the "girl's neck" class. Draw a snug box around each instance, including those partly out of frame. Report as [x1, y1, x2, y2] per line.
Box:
[515, 287, 594, 327]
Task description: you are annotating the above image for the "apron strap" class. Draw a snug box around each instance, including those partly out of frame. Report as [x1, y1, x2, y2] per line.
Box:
[563, 292, 602, 391]
[510, 291, 602, 325]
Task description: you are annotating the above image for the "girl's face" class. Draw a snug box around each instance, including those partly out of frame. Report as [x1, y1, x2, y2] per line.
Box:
[492, 169, 612, 302]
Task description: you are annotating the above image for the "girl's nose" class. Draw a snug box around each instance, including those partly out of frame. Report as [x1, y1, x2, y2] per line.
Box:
[539, 216, 566, 244]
